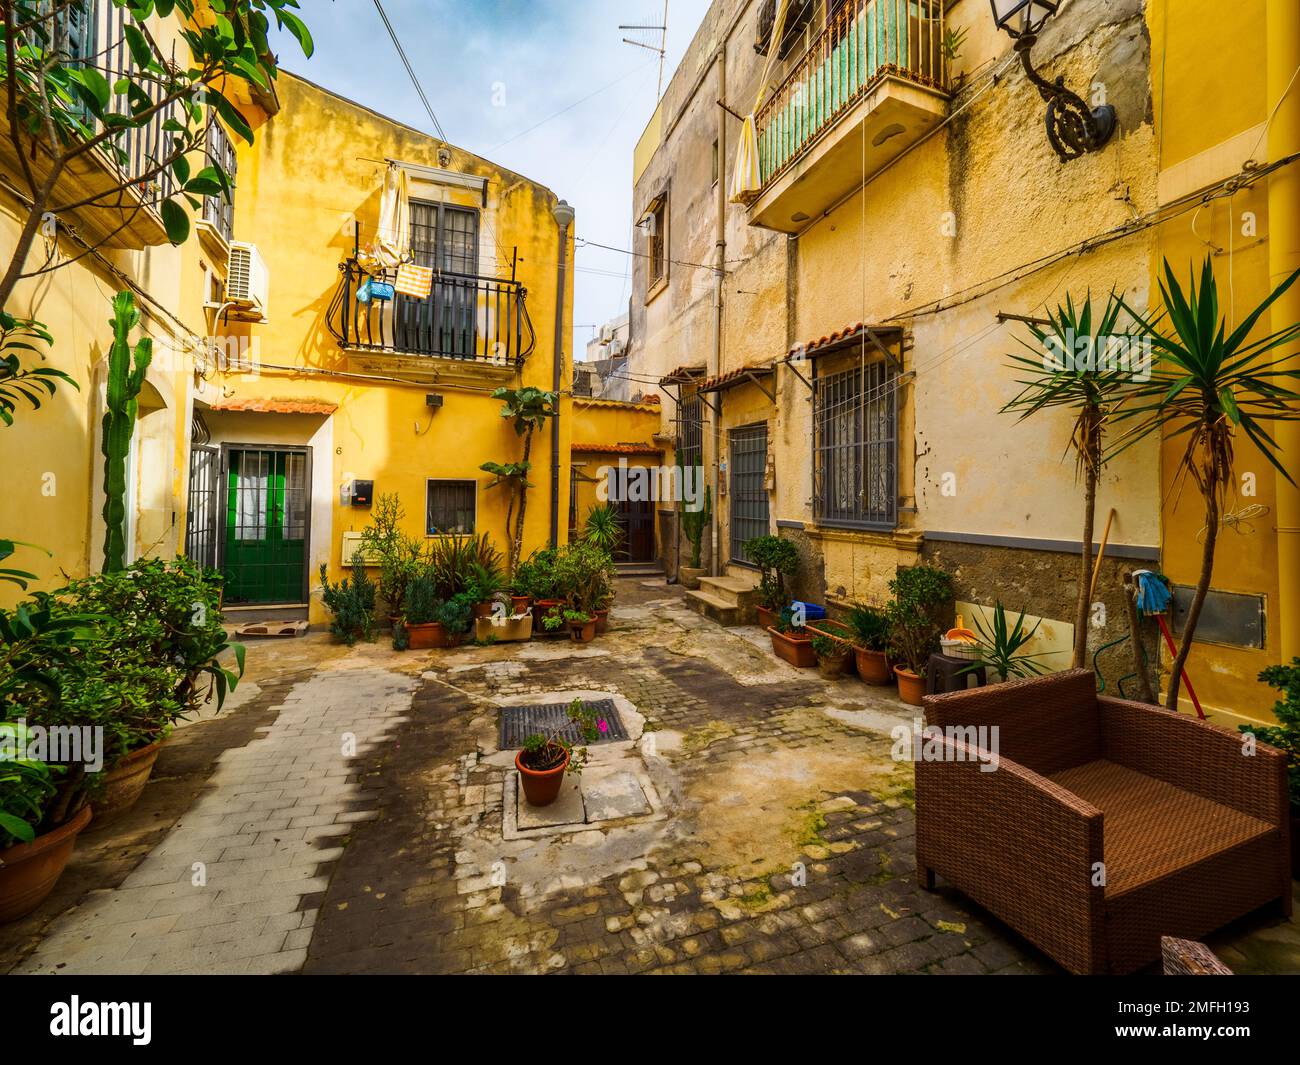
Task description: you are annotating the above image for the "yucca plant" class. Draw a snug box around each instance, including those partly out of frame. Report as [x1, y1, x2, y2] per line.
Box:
[962, 602, 1054, 682]
[1114, 256, 1300, 710]
[582, 504, 624, 555]
[1003, 293, 1136, 669]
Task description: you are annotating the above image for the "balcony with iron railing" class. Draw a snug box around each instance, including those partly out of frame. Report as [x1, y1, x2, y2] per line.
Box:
[748, 0, 951, 233]
[327, 258, 536, 385]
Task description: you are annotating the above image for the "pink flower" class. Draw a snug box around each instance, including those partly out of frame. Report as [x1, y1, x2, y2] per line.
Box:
[598, 720, 609, 734]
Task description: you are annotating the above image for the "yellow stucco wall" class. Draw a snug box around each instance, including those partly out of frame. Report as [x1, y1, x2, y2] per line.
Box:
[212, 73, 574, 622]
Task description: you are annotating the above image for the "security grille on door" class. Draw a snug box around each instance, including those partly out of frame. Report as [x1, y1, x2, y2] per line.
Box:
[185, 445, 220, 569]
[814, 360, 897, 529]
[730, 424, 770, 564]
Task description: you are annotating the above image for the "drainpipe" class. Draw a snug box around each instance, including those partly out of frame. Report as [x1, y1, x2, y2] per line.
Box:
[711, 47, 727, 577]
[1268, 0, 1300, 662]
[550, 199, 575, 548]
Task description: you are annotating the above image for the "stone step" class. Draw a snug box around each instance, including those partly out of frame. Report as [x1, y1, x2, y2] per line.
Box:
[683, 588, 750, 627]
[723, 564, 762, 586]
[697, 574, 761, 609]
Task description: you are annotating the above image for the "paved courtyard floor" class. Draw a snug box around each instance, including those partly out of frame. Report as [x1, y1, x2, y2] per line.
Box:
[4, 581, 1297, 975]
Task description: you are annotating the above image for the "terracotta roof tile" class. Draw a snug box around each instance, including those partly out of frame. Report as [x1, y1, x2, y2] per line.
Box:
[571, 442, 663, 456]
[697, 364, 775, 393]
[658, 364, 707, 387]
[210, 398, 338, 415]
[787, 322, 903, 360]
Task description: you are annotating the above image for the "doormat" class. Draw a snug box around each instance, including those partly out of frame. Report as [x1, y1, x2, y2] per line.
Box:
[235, 620, 309, 638]
[499, 699, 628, 750]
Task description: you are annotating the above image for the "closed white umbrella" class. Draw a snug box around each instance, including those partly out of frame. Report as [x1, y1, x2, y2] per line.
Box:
[359, 161, 410, 273]
[730, 0, 791, 204]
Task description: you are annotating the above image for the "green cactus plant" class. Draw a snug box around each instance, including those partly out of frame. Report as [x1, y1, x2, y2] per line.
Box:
[101, 292, 152, 574]
[678, 458, 712, 569]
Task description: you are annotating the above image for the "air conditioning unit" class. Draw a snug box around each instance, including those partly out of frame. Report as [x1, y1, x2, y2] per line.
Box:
[608, 337, 625, 357]
[225, 241, 269, 319]
[599, 324, 614, 343]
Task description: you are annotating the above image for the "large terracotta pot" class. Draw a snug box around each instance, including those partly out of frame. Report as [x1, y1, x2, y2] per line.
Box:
[407, 621, 457, 649]
[515, 747, 569, 807]
[570, 619, 597, 644]
[768, 627, 817, 668]
[511, 595, 532, 615]
[757, 605, 778, 631]
[472, 601, 495, 620]
[92, 739, 164, 825]
[594, 609, 610, 635]
[817, 652, 851, 679]
[855, 648, 893, 685]
[0, 804, 93, 922]
[895, 666, 926, 706]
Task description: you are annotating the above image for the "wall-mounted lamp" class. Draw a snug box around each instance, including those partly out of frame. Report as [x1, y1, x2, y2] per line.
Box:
[990, 0, 1116, 162]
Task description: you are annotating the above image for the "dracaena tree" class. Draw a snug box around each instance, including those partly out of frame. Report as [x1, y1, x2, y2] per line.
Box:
[1002, 293, 1136, 670]
[0, 0, 314, 309]
[481, 387, 558, 575]
[1114, 256, 1300, 711]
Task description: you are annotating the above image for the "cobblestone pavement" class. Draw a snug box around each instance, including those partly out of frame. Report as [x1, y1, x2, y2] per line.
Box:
[8, 582, 1298, 975]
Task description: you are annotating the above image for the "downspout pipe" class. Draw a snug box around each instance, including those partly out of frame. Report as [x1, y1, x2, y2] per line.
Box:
[1268, 0, 1300, 662]
[711, 46, 727, 577]
[550, 199, 575, 548]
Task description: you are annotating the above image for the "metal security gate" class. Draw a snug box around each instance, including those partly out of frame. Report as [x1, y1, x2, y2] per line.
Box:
[730, 423, 770, 565]
[185, 444, 220, 569]
[221, 446, 311, 604]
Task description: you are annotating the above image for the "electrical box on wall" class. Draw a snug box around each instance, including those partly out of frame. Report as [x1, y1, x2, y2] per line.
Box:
[350, 480, 374, 508]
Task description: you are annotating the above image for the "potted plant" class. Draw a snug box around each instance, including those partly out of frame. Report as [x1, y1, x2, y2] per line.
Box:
[678, 478, 712, 590]
[430, 596, 473, 649]
[400, 570, 441, 649]
[1239, 659, 1300, 877]
[320, 560, 377, 645]
[465, 560, 506, 620]
[515, 698, 604, 807]
[357, 494, 427, 622]
[474, 608, 533, 644]
[811, 634, 851, 678]
[744, 534, 799, 629]
[846, 604, 892, 685]
[962, 603, 1052, 683]
[768, 606, 817, 668]
[885, 565, 954, 706]
[521, 547, 563, 613]
[565, 609, 596, 644]
[555, 541, 615, 630]
[582, 503, 624, 556]
[538, 604, 567, 638]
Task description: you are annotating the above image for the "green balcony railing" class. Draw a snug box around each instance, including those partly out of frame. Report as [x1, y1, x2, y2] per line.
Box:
[755, 0, 948, 188]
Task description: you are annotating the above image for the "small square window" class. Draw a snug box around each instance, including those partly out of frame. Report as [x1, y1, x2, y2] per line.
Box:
[427, 480, 477, 535]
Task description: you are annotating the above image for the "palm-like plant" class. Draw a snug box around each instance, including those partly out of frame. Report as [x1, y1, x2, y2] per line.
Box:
[582, 504, 624, 555]
[483, 387, 559, 574]
[1003, 293, 1135, 669]
[962, 602, 1054, 682]
[1114, 256, 1300, 710]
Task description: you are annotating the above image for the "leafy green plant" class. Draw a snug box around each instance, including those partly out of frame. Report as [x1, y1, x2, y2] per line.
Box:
[962, 603, 1052, 682]
[482, 386, 559, 574]
[582, 504, 624, 555]
[515, 547, 560, 601]
[846, 604, 889, 652]
[434, 597, 473, 638]
[465, 561, 505, 606]
[810, 635, 846, 661]
[886, 565, 954, 677]
[358, 494, 429, 617]
[1003, 293, 1136, 668]
[101, 292, 152, 574]
[941, 24, 968, 62]
[428, 532, 502, 603]
[744, 535, 799, 611]
[319, 560, 375, 645]
[563, 609, 592, 626]
[0, 724, 61, 847]
[554, 541, 616, 615]
[401, 571, 439, 626]
[1, 311, 75, 429]
[1239, 659, 1300, 816]
[519, 698, 605, 774]
[541, 605, 566, 632]
[1115, 257, 1300, 710]
[0, 0, 315, 310]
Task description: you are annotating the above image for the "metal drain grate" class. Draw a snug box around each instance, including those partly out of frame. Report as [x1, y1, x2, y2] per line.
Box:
[500, 699, 627, 750]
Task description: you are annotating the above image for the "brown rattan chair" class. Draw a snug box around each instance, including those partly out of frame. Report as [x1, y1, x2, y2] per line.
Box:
[915, 669, 1292, 975]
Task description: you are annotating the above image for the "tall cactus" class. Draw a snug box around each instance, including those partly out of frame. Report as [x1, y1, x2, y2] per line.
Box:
[101, 291, 152, 573]
[678, 457, 712, 569]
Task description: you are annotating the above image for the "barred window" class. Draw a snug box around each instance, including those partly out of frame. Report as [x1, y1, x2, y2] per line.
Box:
[202, 117, 237, 242]
[677, 394, 703, 471]
[427, 480, 477, 535]
[814, 360, 897, 528]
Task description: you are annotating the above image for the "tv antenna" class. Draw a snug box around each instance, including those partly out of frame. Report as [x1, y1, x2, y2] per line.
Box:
[620, 1, 670, 99]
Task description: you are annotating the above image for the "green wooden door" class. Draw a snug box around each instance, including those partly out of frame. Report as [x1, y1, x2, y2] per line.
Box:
[222, 448, 309, 604]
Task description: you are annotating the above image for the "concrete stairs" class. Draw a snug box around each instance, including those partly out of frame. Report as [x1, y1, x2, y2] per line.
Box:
[684, 566, 761, 626]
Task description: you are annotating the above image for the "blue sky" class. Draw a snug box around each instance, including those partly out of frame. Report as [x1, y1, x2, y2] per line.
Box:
[270, 0, 711, 358]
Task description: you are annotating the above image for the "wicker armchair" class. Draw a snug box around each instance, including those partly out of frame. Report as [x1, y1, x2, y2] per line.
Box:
[915, 669, 1292, 975]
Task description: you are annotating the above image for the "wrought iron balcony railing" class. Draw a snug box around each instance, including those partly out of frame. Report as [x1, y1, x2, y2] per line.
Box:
[755, 0, 948, 190]
[327, 259, 536, 366]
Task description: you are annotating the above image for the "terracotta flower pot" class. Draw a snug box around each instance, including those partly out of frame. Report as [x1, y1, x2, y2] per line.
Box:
[92, 739, 164, 826]
[757, 605, 778, 630]
[515, 747, 569, 807]
[895, 666, 926, 706]
[855, 648, 893, 685]
[0, 804, 93, 922]
[818, 653, 851, 679]
[406, 621, 457, 649]
[534, 599, 564, 613]
[511, 595, 532, 614]
[768, 626, 817, 668]
[472, 601, 495, 620]
[570, 619, 597, 643]
[594, 609, 610, 634]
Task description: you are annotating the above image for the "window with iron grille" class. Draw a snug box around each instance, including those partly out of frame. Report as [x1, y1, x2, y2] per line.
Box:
[677, 394, 703, 471]
[427, 480, 477, 535]
[814, 360, 897, 529]
[202, 116, 236, 242]
[645, 195, 667, 289]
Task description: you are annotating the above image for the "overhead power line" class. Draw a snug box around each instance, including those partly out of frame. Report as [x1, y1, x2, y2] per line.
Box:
[372, 0, 448, 143]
